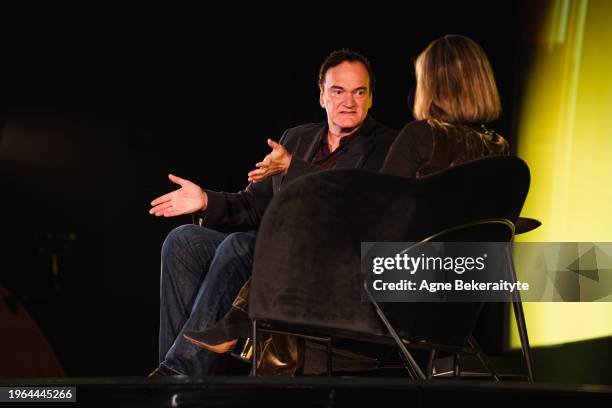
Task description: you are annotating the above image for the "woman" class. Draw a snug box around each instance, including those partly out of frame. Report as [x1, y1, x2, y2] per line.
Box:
[184, 34, 510, 373]
[382, 34, 508, 177]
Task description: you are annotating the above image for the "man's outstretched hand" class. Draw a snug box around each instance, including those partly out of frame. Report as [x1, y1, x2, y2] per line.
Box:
[247, 139, 292, 183]
[149, 174, 208, 217]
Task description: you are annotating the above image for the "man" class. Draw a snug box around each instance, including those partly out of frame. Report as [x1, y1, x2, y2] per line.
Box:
[148, 49, 397, 376]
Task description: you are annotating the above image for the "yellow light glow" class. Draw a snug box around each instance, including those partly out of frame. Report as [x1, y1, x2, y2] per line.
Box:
[513, 0, 612, 348]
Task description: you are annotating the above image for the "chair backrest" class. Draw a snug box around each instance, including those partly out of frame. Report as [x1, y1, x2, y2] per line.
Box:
[249, 156, 530, 343]
[370, 219, 515, 347]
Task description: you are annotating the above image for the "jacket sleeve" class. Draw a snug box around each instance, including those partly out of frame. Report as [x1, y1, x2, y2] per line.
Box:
[199, 180, 273, 232]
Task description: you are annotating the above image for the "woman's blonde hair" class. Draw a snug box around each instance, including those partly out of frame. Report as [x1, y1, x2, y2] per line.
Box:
[413, 35, 501, 124]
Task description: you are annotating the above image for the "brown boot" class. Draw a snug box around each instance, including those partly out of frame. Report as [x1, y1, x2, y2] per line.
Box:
[183, 335, 238, 353]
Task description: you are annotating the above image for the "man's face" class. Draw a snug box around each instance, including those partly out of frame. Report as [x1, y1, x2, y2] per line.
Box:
[320, 61, 372, 134]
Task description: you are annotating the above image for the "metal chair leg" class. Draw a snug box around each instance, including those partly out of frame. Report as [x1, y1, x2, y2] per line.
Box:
[364, 285, 425, 379]
[453, 354, 461, 377]
[326, 339, 332, 377]
[468, 336, 500, 381]
[427, 350, 436, 379]
[506, 248, 535, 382]
[512, 299, 535, 382]
[251, 319, 258, 377]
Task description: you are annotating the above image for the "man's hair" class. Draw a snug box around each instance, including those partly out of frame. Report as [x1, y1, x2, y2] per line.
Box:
[318, 49, 375, 95]
[413, 35, 501, 124]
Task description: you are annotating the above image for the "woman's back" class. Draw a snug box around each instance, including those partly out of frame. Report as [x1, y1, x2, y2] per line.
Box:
[382, 119, 509, 178]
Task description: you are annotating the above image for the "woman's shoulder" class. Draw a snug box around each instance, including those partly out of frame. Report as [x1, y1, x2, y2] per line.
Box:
[398, 119, 434, 135]
[382, 120, 434, 177]
[394, 120, 436, 144]
[386, 120, 437, 157]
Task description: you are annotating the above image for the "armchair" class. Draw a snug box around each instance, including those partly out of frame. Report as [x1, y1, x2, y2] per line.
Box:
[248, 156, 532, 379]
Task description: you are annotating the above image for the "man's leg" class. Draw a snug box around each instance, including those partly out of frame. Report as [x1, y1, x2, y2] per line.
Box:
[159, 225, 227, 362]
[160, 230, 257, 376]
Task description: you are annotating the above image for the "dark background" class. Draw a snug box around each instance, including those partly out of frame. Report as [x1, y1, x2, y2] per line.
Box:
[5, 2, 595, 381]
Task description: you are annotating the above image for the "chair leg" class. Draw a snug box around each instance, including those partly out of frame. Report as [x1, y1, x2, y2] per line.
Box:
[364, 286, 425, 379]
[512, 299, 535, 382]
[427, 350, 436, 379]
[506, 248, 535, 382]
[453, 354, 461, 377]
[326, 339, 332, 377]
[468, 336, 500, 381]
[251, 319, 258, 377]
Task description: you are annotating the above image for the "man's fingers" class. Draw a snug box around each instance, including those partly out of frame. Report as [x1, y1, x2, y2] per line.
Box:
[267, 139, 281, 149]
[162, 209, 181, 217]
[248, 168, 266, 177]
[255, 153, 271, 168]
[155, 206, 178, 217]
[152, 205, 173, 216]
[150, 202, 173, 215]
[168, 173, 186, 186]
[248, 168, 268, 183]
[151, 193, 172, 207]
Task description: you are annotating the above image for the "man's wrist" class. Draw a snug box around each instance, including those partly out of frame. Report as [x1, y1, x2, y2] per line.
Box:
[283, 154, 292, 175]
[200, 190, 208, 211]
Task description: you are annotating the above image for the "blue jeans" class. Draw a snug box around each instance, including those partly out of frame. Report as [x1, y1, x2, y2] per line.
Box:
[158, 224, 256, 376]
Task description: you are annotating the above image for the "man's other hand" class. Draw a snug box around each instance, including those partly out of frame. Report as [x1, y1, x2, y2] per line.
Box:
[247, 139, 292, 183]
[149, 174, 208, 217]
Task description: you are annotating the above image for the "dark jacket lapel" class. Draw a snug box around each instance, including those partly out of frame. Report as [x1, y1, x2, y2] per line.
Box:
[334, 116, 378, 169]
[302, 125, 327, 162]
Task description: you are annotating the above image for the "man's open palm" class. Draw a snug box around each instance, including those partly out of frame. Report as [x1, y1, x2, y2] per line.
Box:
[149, 174, 207, 217]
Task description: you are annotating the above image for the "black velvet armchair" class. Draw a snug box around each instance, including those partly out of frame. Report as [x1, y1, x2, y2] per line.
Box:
[248, 156, 532, 378]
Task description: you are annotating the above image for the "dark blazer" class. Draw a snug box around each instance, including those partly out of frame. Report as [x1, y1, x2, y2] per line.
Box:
[198, 116, 397, 232]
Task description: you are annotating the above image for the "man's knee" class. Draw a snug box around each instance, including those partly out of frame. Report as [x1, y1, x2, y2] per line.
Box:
[161, 224, 201, 258]
[161, 225, 227, 264]
[218, 232, 256, 259]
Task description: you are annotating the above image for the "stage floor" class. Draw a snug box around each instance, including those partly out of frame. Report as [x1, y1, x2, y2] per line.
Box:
[2, 376, 612, 407]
